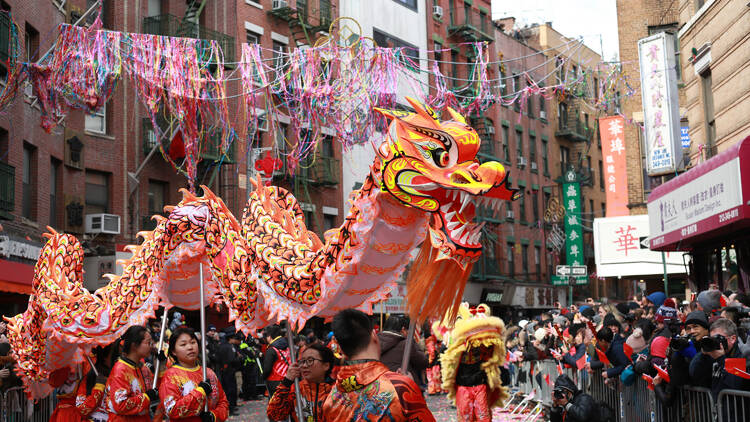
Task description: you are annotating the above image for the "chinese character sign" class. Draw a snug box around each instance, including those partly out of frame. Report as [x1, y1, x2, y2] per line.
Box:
[638, 32, 683, 176]
[563, 181, 584, 270]
[599, 116, 629, 217]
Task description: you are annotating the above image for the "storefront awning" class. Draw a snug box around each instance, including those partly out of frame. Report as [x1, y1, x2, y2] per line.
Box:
[648, 135, 750, 251]
[0, 259, 34, 294]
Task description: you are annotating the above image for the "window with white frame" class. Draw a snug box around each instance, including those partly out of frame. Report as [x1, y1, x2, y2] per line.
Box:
[85, 103, 106, 134]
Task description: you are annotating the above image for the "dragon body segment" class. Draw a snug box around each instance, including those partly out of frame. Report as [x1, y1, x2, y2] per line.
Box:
[8, 98, 517, 397]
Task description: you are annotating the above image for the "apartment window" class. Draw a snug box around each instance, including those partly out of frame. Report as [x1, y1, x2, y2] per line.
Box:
[499, 65, 507, 96]
[323, 213, 337, 232]
[593, 77, 599, 101]
[85, 103, 106, 134]
[586, 155, 592, 175]
[464, 3, 471, 25]
[516, 129, 523, 160]
[22, 143, 35, 219]
[451, 49, 459, 88]
[448, 0, 455, 25]
[85, 170, 110, 214]
[539, 95, 546, 119]
[246, 30, 260, 44]
[522, 244, 529, 278]
[560, 146, 570, 170]
[392, 0, 417, 11]
[701, 70, 716, 157]
[542, 138, 549, 174]
[507, 243, 515, 276]
[555, 56, 564, 83]
[479, 11, 488, 33]
[589, 199, 594, 218]
[570, 64, 578, 82]
[532, 191, 539, 222]
[534, 246, 541, 281]
[373, 28, 418, 64]
[519, 192, 526, 223]
[526, 81, 534, 118]
[272, 41, 286, 69]
[433, 41, 442, 73]
[321, 136, 334, 157]
[147, 0, 161, 17]
[529, 133, 537, 167]
[599, 160, 604, 189]
[502, 124, 510, 162]
[50, 158, 60, 227]
[513, 74, 520, 111]
[601, 202, 606, 217]
[148, 180, 167, 215]
[558, 102, 568, 130]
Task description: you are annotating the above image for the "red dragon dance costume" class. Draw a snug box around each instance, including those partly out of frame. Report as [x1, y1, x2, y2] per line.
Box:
[158, 364, 228, 422]
[267, 377, 333, 422]
[322, 360, 436, 422]
[50, 364, 87, 422]
[76, 376, 108, 422]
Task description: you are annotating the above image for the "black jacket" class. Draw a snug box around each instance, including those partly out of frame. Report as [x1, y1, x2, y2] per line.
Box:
[216, 341, 242, 373]
[550, 375, 600, 422]
[590, 336, 630, 378]
[263, 337, 289, 380]
[377, 331, 428, 376]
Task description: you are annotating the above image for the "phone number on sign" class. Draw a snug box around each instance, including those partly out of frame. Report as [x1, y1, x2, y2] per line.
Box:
[718, 208, 739, 223]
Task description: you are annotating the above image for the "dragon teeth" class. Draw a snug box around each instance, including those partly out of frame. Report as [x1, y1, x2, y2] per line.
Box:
[459, 192, 473, 214]
[445, 211, 456, 221]
[446, 220, 460, 230]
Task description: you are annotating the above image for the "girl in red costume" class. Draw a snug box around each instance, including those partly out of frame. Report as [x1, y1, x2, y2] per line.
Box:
[159, 326, 228, 422]
[76, 343, 117, 422]
[106, 325, 159, 422]
[267, 343, 335, 422]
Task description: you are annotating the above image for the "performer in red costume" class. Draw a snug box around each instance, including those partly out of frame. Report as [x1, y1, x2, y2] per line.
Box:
[159, 326, 228, 422]
[50, 362, 88, 422]
[267, 343, 335, 422]
[106, 326, 159, 422]
[76, 343, 117, 422]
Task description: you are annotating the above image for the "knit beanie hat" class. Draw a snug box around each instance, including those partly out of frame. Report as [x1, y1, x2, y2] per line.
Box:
[534, 327, 547, 343]
[684, 310, 710, 330]
[625, 328, 647, 354]
[647, 291, 667, 308]
[697, 290, 723, 313]
[615, 302, 630, 316]
[655, 304, 678, 323]
[651, 336, 670, 358]
[553, 315, 568, 327]
[518, 319, 529, 329]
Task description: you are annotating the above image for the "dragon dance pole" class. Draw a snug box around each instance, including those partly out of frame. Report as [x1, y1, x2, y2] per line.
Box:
[285, 321, 305, 422]
[84, 354, 99, 377]
[199, 263, 208, 412]
[152, 309, 169, 389]
[400, 319, 417, 376]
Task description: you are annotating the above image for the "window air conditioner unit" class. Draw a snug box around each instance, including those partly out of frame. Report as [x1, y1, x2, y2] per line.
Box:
[273, 0, 288, 10]
[486, 126, 495, 135]
[540, 110, 547, 120]
[531, 161, 538, 171]
[506, 210, 515, 219]
[517, 156, 527, 168]
[85, 214, 121, 235]
[433, 5, 443, 18]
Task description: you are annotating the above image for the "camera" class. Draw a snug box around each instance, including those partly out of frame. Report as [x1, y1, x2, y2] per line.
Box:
[697, 334, 727, 352]
[671, 335, 691, 351]
[553, 389, 566, 400]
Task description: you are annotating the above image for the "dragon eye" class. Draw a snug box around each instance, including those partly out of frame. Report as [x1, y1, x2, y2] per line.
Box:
[430, 149, 449, 167]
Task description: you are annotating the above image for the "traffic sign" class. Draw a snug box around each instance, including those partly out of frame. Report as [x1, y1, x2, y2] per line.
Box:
[556, 265, 588, 277]
[551, 275, 588, 286]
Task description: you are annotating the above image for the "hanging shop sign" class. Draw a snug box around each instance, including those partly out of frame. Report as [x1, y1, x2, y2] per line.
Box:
[648, 137, 750, 250]
[593, 215, 685, 277]
[638, 32, 683, 176]
[599, 116, 629, 217]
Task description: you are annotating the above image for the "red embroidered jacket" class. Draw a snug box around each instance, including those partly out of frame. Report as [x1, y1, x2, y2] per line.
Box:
[158, 364, 228, 422]
[322, 360, 436, 422]
[105, 358, 154, 422]
[49, 364, 87, 422]
[267, 377, 333, 422]
[76, 378, 108, 422]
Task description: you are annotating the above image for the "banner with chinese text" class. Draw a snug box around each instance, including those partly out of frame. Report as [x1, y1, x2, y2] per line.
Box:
[599, 116, 629, 217]
[562, 178, 586, 284]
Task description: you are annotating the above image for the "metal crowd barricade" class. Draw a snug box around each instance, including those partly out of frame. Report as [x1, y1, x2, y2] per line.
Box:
[681, 386, 716, 422]
[716, 388, 750, 422]
[2, 386, 56, 422]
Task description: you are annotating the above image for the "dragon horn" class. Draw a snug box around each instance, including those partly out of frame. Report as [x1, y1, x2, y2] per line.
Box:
[404, 96, 441, 129]
[445, 106, 467, 124]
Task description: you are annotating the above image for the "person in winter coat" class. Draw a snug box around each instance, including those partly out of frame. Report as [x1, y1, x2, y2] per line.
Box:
[267, 343, 335, 422]
[263, 324, 291, 398]
[550, 374, 600, 422]
[589, 327, 629, 379]
[216, 330, 242, 415]
[378, 316, 428, 380]
[159, 326, 228, 422]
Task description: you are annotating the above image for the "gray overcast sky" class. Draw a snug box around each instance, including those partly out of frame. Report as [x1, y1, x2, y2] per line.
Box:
[491, 0, 619, 61]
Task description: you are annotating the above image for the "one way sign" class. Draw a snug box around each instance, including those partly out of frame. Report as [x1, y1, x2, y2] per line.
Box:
[639, 236, 650, 249]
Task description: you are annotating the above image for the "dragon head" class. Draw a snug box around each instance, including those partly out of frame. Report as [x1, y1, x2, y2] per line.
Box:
[374, 97, 519, 269]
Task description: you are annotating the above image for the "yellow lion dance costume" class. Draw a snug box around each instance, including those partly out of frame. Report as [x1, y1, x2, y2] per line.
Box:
[440, 303, 508, 422]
